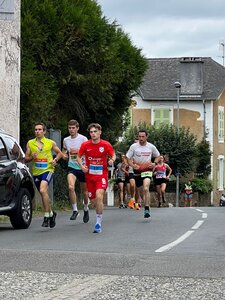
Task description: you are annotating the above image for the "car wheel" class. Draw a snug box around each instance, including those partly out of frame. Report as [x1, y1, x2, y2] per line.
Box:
[10, 188, 32, 229]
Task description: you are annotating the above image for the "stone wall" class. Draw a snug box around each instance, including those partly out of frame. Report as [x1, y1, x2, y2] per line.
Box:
[0, 0, 20, 140]
[113, 191, 212, 207]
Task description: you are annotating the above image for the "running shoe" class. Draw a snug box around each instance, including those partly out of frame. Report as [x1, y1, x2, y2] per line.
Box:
[119, 204, 126, 209]
[41, 217, 49, 227]
[128, 198, 135, 209]
[93, 223, 102, 233]
[135, 203, 140, 210]
[70, 210, 80, 220]
[144, 209, 151, 218]
[83, 210, 89, 223]
[49, 211, 57, 228]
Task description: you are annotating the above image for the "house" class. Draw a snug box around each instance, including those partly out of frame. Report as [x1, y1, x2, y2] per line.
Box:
[0, 0, 20, 140]
[131, 57, 225, 206]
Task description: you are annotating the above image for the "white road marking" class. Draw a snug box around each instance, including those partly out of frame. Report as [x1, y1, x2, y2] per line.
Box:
[192, 220, 204, 229]
[155, 230, 194, 253]
[155, 208, 208, 253]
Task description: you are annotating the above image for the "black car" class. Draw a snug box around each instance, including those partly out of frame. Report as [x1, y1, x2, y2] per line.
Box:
[0, 129, 35, 229]
[219, 194, 225, 206]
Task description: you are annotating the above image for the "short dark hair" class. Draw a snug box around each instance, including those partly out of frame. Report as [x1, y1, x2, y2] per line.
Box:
[35, 122, 46, 131]
[87, 123, 102, 131]
[68, 119, 79, 127]
[138, 129, 148, 136]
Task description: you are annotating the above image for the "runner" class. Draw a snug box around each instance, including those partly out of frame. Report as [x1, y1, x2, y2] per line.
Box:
[115, 154, 127, 208]
[126, 129, 160, 218]
[154, 155, 172, 207]
[62, 119, 89, 223]
[77, 123, 116, 233]
[25, 122, 63, 228]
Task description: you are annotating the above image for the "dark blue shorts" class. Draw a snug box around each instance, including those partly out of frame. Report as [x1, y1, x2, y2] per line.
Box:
[68, 167, 85, 183]
[33, 172, 54, 191]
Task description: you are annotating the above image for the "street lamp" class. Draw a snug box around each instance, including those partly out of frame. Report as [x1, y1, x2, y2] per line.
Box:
[174, 81, 181, 207]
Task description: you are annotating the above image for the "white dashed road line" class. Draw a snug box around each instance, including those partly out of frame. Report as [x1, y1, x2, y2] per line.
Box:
[155, 208, 207, 253]
[192, 220, 204, 230]
[155, 230, 194, 253]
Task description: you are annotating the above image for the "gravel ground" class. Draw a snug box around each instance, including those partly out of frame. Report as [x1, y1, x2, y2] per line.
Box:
[0, 271, 225, 300]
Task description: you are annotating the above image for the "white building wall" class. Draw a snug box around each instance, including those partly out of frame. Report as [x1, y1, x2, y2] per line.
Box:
[0, 0, 20, 140]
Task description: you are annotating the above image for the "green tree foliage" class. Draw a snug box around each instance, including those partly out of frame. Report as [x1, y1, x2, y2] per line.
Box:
[21, 0, 148, 144]
[189, 178, 213, 194]
[195, 139, 212, 178]
[117, 123, 197, 176]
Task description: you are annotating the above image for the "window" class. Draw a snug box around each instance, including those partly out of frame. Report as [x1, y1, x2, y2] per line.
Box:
[217, 155, 225, 190]
[152, 107, 172, 128]
[218, 106, 224, 143]
[4, 136, 24, 161]
[0, 0, 14, 21]
[0, 138, 7, 161]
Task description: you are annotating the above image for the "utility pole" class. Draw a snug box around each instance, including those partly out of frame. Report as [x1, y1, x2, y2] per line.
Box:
[219, 41, 225, 66]
[174, 81, 181, 207]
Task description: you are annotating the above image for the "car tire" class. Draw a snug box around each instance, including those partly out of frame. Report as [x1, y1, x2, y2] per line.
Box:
[10, 188, 33, 229]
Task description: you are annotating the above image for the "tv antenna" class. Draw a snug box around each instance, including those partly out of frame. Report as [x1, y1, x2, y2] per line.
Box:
[219, 40, 225, 66]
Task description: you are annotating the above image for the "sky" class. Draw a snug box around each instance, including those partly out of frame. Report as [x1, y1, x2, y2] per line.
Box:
[97, 0, 225, 66]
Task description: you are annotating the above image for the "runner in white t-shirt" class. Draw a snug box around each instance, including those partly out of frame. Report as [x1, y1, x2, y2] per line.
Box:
[126, 129, 160, 219]
[62, 119, 89, 223]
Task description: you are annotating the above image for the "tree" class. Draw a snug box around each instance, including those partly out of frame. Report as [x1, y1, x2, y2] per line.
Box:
[195, 139, 212, 178]
[20, 0, 148, 145]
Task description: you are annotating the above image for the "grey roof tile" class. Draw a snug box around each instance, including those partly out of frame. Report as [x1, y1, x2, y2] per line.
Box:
[140, 57, 225, 101]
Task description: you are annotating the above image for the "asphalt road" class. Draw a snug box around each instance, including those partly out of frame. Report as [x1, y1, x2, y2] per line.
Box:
[0, 206, 225, 299]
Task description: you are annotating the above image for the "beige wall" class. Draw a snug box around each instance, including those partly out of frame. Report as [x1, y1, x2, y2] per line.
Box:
[132, 107, 204, 142]
[0, 0, 20, 140]
[212, 90, 225, 205]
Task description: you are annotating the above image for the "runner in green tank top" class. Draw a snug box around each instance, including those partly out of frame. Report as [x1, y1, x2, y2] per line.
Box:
[25, 122, 63, 228]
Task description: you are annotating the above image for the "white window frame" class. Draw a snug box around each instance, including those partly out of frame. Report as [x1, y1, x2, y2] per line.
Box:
[151, 106, 173, 127]
[217, 155, 224, 191]
[218, 106, 224, 143]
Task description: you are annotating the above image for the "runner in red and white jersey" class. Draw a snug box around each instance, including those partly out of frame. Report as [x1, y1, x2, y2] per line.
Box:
[77, 123, 116, 233]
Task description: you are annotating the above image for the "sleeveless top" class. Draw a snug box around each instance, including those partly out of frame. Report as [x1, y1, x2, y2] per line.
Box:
[28, 137, 54, 176]
[155, 163, 167, 179]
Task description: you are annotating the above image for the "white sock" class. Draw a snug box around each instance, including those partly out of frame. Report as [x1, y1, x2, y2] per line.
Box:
[96, 214, 102, 225]
[72, 203, 78, 211]
[84, 203, 89, 211]
[44, 212, 50, 218]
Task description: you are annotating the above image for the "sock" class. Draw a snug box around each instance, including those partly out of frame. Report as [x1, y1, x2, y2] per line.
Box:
[49, 211, 53, 217]
[96, 214, 103, 226]
[44, 212, 50, 218]
[84, 203, 89, 211]
[72, 203, 78, 211]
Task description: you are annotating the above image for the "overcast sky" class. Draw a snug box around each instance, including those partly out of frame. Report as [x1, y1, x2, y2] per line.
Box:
[97, 0, 225, 66]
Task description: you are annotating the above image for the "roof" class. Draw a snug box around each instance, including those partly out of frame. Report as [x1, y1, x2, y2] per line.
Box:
[140, 57, 225, 101]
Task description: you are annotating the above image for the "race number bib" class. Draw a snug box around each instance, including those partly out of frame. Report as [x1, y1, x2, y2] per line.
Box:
[141, 171, 153, 178]
[34, 158, 48, 169]
[89, 164, 103, 175]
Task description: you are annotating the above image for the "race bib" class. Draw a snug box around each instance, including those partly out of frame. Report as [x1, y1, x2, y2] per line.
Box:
[70, 149, 78, 161]
[34, 158, 48, 169]
[89, 164, 103, 175]
[141, 171, 153, 178]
